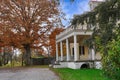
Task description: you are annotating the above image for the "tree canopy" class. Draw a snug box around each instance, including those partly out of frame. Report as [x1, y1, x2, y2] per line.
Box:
[71, 0, 120, 50]
[0, 0, 60, 66]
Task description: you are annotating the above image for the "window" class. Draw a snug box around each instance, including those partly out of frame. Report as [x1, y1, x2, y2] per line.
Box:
[79, 46, 85, 55]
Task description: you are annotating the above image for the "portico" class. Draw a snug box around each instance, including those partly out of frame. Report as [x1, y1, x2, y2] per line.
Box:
[53, 26, 101, 69]
[56, 27, 95, 62]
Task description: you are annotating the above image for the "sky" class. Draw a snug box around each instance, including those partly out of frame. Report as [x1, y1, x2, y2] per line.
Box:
[60, 0, 90, 27]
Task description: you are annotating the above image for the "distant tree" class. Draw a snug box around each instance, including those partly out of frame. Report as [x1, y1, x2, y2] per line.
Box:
[0, 46, 13, 65]
[0, 0, 60, 66]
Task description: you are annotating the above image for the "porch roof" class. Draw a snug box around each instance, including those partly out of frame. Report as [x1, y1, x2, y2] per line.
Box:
[56, 27, 93, 43]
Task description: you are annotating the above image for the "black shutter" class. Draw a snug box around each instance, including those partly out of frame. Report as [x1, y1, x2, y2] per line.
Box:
[79, 46, 81, 55]
[72, 48, 74, 56]
[82, 46, 85, 55]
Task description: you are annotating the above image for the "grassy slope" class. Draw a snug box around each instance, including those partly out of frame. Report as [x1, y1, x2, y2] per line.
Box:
[53, 68, 110, 80]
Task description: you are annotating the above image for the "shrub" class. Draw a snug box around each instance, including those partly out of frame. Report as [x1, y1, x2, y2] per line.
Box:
[102, 37, 120, 80]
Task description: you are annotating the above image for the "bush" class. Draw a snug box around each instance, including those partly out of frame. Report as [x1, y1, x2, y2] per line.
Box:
[102, 37, 120, 80]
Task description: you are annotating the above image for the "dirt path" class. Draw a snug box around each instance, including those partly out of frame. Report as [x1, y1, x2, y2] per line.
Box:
[0, 68, 59, 80]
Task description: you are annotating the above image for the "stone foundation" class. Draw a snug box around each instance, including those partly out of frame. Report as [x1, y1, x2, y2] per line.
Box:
[52, 60, 102, 69]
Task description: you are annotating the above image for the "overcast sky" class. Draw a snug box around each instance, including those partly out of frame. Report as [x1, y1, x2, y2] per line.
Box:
[60, 0, 90, 27]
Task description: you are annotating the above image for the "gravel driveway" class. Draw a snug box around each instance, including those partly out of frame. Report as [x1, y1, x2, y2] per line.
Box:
[0, 68, 59, 80]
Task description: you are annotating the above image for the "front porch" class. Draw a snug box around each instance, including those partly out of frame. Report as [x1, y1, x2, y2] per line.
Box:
[54, 26, 101, 69]
[56, 26, 96, 62]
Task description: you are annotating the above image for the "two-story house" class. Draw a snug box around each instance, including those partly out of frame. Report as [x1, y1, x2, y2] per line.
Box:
[53, 0, 104, 69]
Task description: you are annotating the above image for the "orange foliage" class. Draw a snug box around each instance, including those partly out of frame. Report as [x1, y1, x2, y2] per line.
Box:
[0, 0, 61, 65]
[0, 0, 60, 50]
[49, 28, 64, 56]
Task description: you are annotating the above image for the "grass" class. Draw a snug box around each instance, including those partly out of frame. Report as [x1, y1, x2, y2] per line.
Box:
[52, 68, 111, 80]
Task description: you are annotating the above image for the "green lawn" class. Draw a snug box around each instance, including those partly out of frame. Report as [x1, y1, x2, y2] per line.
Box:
[53, 68, 110, 80]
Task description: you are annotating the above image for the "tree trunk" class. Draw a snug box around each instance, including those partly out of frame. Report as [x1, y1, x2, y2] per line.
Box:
[24, 44, 31, 66]
[21, 53, 24, 66]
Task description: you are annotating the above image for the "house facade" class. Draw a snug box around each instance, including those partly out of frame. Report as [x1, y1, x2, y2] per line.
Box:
[53, 0, 104, 69]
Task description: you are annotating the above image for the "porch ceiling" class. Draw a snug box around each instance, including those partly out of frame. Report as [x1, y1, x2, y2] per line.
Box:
[56, 29, 92, 43]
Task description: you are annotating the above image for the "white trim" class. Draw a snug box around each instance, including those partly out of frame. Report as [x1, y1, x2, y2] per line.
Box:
[60, 41, 63, 61]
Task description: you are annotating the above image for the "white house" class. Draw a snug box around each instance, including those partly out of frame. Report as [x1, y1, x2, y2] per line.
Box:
[53, 0, 104, 69]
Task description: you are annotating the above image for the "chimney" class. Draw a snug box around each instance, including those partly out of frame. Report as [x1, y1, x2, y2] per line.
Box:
[89, 0, 105, 11]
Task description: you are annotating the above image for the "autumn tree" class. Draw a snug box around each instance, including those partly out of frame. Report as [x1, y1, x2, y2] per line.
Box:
[49, 28, 64, 57]
[0, 0, 60, 66]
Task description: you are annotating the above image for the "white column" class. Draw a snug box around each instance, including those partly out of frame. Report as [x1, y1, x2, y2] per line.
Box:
[74, 35, 78, 61]
[60, 41, 63, 61]
[88, 48, 91, 60]
[56, 43, 59, 61]
[66, 38, 70, 61]
[91, 48, 95, 60]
